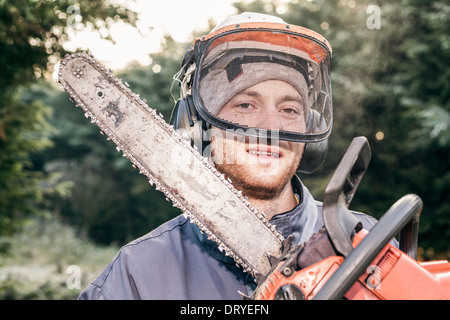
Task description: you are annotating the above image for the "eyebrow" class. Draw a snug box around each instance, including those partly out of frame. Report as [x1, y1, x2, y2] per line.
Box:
[240, 90, 304, 105]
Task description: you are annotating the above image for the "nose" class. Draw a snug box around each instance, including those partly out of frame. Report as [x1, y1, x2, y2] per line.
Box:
[258, 105, 284, 131]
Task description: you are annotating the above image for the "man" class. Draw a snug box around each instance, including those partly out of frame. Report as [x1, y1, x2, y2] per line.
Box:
[78, 12, 377, 300]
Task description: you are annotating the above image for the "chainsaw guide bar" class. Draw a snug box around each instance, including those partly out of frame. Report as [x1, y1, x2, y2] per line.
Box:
[57, 52, 289, 279]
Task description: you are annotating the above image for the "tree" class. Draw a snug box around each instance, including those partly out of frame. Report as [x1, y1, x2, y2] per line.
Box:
[5, 0, 447, 257]
[0, 0, 137, 239]
[233, 0, 449, 257]
[25, 35, 188, 245]
[374, 0, 450, 256]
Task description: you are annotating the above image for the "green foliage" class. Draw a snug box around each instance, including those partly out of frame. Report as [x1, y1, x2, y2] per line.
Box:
[1, 0, 448, 265]
[1, 6, 191, 245]
[35, 38, 187, 245]
[0, 0, 136, 239]
[0, 0, 137, 90]
[231, 0, 449, 257]
[0, 91, 53, 237]
[0, 217, 118, 299]
[119, 34, 189, 119]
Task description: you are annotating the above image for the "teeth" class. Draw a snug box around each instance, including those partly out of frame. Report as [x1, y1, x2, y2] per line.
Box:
[248, 150, 280, 158]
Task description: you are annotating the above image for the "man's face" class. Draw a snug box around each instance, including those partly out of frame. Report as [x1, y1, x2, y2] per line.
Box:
[210, 80, 306, 200]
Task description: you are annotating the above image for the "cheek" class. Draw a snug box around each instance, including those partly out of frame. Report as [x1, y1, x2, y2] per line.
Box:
[210, 134, 245, 165]
[296, 143, 306, 156]
[285, 143, 305, 164]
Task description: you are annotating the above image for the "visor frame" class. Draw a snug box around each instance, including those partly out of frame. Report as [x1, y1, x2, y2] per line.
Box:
[191, 24, 333, 143]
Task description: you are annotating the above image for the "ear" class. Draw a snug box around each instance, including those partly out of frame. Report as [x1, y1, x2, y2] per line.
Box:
[298, 109, 329, 174]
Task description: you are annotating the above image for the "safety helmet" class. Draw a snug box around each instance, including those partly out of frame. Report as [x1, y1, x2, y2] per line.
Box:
[170, 12, 332, 173]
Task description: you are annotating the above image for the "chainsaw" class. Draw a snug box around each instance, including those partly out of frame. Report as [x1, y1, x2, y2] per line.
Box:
[58, 52, 450, 299]
[251, 137, 450, 300]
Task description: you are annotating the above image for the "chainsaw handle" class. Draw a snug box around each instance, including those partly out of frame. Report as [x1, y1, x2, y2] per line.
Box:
[312, 193, 423, 300]
[399, 206, 420, 260]
[322, 136, 371, 257]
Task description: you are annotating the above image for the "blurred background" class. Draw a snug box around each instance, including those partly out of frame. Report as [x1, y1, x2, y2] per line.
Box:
[0, 0, 448, 299]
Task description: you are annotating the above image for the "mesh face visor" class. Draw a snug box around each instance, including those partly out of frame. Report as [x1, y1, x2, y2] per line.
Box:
[191, 24, 332, 143]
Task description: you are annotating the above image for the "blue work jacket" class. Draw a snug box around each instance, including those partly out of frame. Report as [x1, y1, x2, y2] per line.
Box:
[78, 178, 377, 300]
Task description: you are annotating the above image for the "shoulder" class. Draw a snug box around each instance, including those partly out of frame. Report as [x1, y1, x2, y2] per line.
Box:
[115, 214, 192, 263]
[125, 214, 190, 247]
[350, 210, 378, 230]
[313, 201, 397, 247]
[118, 213, 194, 261]
[313, 200, 378, 231]
[78, 215, 191, 300]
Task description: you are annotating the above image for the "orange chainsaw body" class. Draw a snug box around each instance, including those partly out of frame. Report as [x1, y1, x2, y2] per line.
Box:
[255, 230, 450, 300]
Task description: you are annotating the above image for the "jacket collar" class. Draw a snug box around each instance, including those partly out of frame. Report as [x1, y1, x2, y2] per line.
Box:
[192, 176, 319, 264]
[270, 175, 319, 244]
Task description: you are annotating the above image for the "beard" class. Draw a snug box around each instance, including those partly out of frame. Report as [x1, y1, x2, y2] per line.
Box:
[209, 128, 304, 200]
[215, 161, 300, 200]
[213, 142, 303, 200]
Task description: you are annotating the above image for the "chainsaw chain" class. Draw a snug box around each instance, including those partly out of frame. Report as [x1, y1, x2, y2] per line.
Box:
[57, 52, 284, 277]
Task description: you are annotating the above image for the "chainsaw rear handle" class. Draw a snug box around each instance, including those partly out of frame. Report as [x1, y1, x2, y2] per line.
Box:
[399, 204, 420, 260]
[322, 136, 371, 257]
[323, 136, 420, 260]
[313, 193, 423, 300]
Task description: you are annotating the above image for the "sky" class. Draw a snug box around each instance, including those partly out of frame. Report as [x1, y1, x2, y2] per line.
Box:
[63, 0, 239, 70]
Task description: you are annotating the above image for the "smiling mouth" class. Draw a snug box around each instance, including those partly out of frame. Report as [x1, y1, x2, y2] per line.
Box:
[248, 150, 280, 158]
[247, 143, 283, 159]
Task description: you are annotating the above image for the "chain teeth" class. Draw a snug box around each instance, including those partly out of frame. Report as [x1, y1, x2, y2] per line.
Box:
[58, 52, 285, 277]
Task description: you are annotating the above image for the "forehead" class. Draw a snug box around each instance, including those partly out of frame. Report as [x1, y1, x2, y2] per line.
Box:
[230, 80, 303, 101]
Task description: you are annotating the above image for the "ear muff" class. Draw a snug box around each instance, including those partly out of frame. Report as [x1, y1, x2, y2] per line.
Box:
[170, 98, 329, 174]
[169, 95, 206, 152]
[298, 109, 329, 174]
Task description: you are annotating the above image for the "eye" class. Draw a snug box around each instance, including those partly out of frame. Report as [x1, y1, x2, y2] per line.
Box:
[280, 106, 301, 116]
[281, 107, 298, 114]
[231, 102, 256, 113]
[236, 103, 252, 109]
